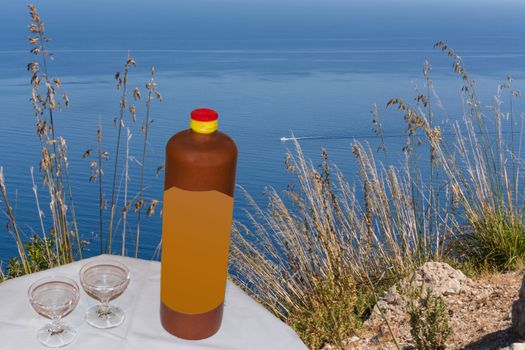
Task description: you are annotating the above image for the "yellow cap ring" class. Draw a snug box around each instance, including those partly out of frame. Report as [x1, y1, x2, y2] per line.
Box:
[190, 119, 218, 134]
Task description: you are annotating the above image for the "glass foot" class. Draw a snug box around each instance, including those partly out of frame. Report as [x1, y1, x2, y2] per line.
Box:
[86, 305, 125, 329]
[37, 323, 77, 348]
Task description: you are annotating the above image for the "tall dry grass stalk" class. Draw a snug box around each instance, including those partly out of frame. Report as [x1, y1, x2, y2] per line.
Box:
[30, 166, 53, 265]
[121, 128, 132, 256]
[95, 121, 108, 253]
[25, 4, 81, 264]
[85, 120, 109, 254]
[108, 56, 136, 254]
[59, 137, 83, 259]
[134, 66, 162, 258]
[0, 167, 31, 274]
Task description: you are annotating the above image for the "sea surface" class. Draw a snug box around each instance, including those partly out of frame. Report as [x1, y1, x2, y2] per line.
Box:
[0, 0, 525, 261]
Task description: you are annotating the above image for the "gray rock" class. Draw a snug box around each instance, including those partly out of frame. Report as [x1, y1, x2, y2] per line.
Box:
[513, 299, 525, 339]
[520, 276, 525, 299]
[365, 262, 471, 328]
[501, 342, 525, 350]
[513, 274, 525, 339]
[410, 262, 468, 296]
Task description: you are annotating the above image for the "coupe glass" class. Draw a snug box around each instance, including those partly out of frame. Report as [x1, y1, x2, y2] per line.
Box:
[28, 276, 80, 348]
[79, 260, 130, 329]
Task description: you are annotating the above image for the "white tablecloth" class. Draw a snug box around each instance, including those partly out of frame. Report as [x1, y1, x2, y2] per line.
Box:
[0, 255, 306, 350]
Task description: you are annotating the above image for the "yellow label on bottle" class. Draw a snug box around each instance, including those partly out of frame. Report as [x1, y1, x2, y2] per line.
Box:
[160, 186, 234, 314]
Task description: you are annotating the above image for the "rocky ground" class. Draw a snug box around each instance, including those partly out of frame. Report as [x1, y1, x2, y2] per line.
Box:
[325, 263, 525, 350]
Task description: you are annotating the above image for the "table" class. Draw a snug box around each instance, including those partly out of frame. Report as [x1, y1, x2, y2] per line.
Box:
[0, 255, 307, 350]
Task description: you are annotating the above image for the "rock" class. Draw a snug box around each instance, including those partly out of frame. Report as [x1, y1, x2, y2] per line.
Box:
[519, 276, 525, 299]
[410, 262, 468, 296]
[347, 336, 360, 343]
[366, 285, 407, 327]
[513, 301, 525, 338]
[365, 262, 471, 330]
[501, 342, 525, 350]
[513, 274, 525, 339]
[381, 285, 403, 305]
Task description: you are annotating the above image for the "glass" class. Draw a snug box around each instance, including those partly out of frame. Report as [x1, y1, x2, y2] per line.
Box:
[28, 276, 80, 348]
[79, 260, 130, 329]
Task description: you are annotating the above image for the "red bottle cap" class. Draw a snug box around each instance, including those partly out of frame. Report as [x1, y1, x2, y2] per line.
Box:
[191, 108, 219, 122]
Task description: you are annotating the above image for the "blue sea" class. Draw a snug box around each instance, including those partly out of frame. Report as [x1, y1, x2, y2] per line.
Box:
[0, 0, 524, 261]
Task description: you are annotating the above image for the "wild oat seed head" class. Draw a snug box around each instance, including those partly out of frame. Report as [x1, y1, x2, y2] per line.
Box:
[132, 87, 141, 100]
[27, 62, 39, 73]
[147, 199, 158, 216]
[82, 149, 92, 159]
[134, 199, 145, 212]
[129, 104, 136, 122]
[146, 81, 157, 91]
[156, 164, 164, 176]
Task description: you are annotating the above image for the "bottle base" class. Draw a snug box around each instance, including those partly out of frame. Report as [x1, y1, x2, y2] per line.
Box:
[160, 301, 224, 340]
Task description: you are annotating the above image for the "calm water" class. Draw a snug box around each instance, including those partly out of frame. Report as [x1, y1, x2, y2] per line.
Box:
[1, 1, 525, 261]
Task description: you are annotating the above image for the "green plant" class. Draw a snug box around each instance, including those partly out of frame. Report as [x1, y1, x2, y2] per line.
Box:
[408, 289, 451, 350]
[451, 210, 525, 272]
[288, 274, 361, 349]
[5, 234, 62, 279]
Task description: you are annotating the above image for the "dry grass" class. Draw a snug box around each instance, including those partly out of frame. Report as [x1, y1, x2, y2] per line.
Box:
[231, 41, 525, 349]
[429, 42, 525, 272]
[231, 135, 452, 348]
[108, 56, 136, 254]
[135, 67, 162, 258]
[19, 4, 81, 270]
[0, 167, 30, 273]
[0, 5, 162, 276]
[82, 60, 161, 257]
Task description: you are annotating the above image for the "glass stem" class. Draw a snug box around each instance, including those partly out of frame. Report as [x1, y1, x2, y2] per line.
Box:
[49, 317, 64, 335]
[98, 300, 112, 318]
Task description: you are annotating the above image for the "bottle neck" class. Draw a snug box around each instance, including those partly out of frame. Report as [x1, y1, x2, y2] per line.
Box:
[190, 119, 218, 134]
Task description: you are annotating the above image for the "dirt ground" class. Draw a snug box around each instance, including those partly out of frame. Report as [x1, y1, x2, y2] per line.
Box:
[342, 267, 525, 350]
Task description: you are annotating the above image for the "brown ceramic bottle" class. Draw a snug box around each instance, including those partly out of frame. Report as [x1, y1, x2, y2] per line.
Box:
[160, 108, 237, 340]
